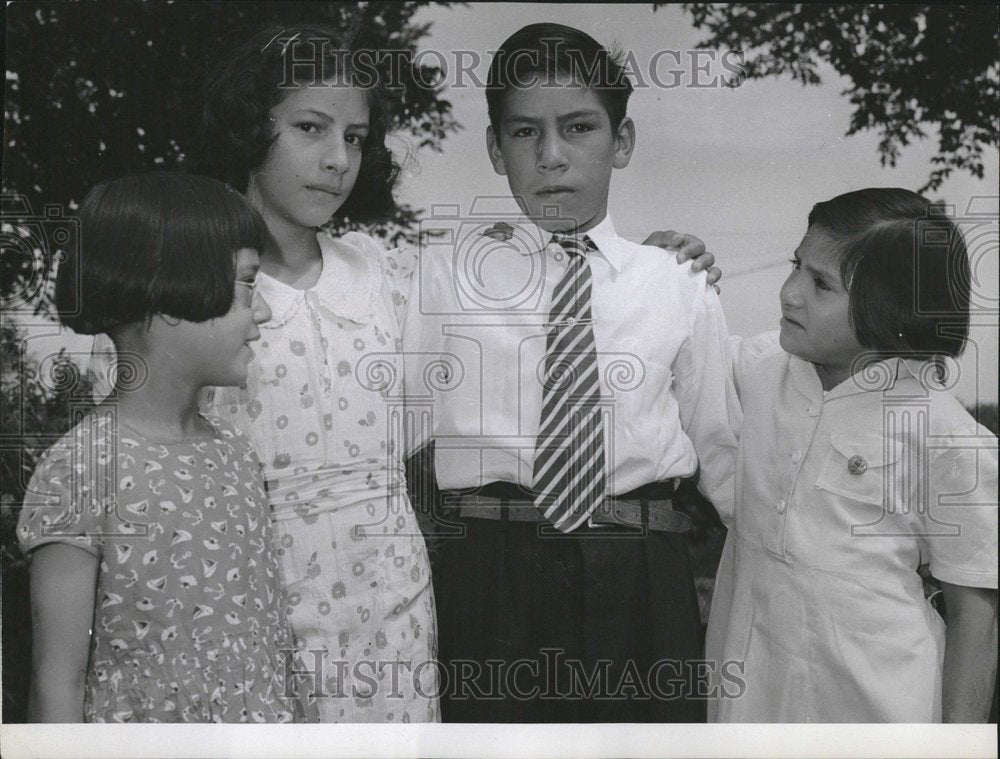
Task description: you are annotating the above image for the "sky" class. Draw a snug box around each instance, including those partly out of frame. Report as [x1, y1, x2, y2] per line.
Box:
[392, 2, 999, 405]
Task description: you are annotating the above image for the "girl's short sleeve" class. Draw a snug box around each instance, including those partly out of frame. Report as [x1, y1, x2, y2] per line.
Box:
[924, 422, 998, 589]
[17, 430, 110, 558]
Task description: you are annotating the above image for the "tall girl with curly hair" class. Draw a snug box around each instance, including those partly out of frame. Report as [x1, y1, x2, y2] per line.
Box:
[193, 26, 438, 722]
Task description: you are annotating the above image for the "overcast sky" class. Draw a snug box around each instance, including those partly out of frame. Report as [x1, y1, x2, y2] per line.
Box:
[395, 3, 999, 405]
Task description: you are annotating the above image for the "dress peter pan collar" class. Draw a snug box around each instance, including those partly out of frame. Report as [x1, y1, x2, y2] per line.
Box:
[258, 231, 380, 328]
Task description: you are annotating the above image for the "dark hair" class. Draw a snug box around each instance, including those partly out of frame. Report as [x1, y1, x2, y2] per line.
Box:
[486, 23, 634, 134]
[807, 187, 970, 360]
[56, 173, 268, 335]
[191, 25, 399, 224]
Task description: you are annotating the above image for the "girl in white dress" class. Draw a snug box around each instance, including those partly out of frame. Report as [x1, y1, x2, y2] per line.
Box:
[707, 188, 997, 722]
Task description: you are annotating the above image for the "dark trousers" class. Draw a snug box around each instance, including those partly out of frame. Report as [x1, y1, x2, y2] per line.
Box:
[431, 513, 706, 722]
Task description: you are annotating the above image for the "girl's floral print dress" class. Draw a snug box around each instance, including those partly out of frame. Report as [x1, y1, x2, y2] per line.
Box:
[17, 411, 318, 723]
[206, 231, 438, 723]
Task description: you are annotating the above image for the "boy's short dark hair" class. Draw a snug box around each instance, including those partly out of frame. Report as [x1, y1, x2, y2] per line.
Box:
[56, 172, 268, 335]
[808, 187, 970, 359]
[486, 23, 634, 133]
[191, 25, 399, 224]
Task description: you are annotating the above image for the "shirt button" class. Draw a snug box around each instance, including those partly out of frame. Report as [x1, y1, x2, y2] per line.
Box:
[566, 317, 576, 326]
[791, 451, 802, 464]
[807, 405, 819, 417]
[777, 499, 787, 514]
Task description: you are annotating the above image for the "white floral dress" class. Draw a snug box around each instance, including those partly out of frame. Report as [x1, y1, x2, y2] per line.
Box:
[17, 412, 318, 723]
[206, 231, 438, 723]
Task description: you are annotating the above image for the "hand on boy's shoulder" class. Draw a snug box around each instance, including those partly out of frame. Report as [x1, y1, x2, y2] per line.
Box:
[631, 237, 709, 285]
[615, 240, 719, 318]
[640, 230, 722, 287]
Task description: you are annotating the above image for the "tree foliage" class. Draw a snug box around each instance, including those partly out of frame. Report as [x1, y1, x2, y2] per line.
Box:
[1, 320, 97, 723]
[677, 4, 999, 192]
[3, 1, 459, 310]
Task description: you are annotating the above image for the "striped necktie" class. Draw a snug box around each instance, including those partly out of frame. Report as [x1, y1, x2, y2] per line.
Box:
[532, 233, 606, 533]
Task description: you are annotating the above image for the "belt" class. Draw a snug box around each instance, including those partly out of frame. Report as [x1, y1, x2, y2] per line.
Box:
[443, 481, 693, 534]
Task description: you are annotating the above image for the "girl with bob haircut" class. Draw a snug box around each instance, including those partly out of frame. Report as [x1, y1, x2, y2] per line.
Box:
[58, 172, 268, 334]
[19, 173, 318, 722]
[706, 187, 998, 722]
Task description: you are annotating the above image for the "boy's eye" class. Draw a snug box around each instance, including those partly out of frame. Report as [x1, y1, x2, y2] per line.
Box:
[568, 123, 595, 134]
[512, 127, 536, 138]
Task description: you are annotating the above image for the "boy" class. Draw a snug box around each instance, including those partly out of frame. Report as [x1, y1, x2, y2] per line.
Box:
[403, 23, 737, 722]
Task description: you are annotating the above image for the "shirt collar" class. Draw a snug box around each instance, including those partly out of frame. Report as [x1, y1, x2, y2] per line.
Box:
[788, 354, 824, 402]
[517, 214, 624, 272]
[578, 215, 623, 272]
[831, 355, 936, 400]
[791, 353, 937, 402]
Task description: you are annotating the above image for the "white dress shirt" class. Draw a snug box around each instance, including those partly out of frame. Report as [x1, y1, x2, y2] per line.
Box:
[401, 214, 738, 512]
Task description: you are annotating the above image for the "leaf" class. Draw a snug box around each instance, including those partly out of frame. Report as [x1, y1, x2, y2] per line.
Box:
[678, 3, 998, 193]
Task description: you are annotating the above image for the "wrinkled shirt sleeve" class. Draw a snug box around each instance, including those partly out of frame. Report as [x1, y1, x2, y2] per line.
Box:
[924, 422, 999, 589]
[673, 280, 740, 522]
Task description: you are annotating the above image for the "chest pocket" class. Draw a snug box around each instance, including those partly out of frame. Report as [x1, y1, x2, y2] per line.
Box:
[814, 433, 903, 506]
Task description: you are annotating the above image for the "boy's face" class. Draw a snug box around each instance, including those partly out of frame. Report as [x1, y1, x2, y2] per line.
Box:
[487, 75, 634, 233]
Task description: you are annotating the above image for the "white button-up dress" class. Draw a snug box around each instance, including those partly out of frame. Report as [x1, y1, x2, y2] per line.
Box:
[707, 333, 998, 722]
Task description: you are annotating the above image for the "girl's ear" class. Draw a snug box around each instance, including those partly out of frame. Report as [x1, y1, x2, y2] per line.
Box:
[613, 117, 636, 169]
[486, 126, 507, 176]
